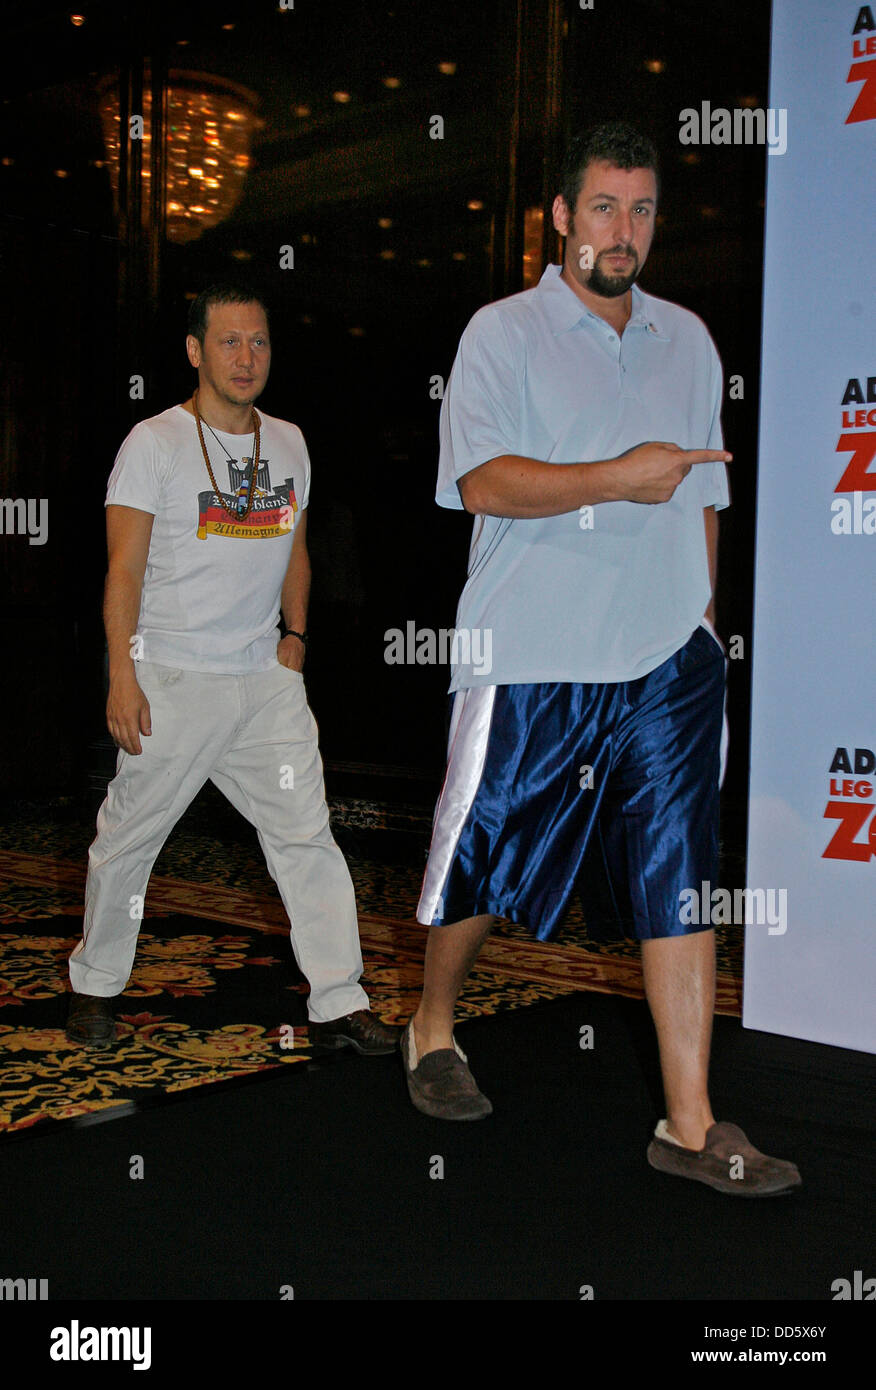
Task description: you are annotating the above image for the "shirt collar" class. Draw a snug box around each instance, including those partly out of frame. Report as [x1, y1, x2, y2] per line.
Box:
[537, 263, 670, 340]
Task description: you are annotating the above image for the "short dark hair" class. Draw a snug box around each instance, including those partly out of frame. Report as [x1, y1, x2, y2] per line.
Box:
[187, 282, 270, 345]
[558, 121, 660, 214]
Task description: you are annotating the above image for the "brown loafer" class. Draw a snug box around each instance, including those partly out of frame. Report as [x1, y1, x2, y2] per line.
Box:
[66, 992, 117, 1049]
[400, 1021, 493, 1120]
[647, 1120, 802, 1197]
[308, 1009, 401, 1056]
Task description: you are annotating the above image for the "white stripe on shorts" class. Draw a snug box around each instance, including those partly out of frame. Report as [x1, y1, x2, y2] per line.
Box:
[698, 618, 729, 787]
[417, 684, 496, 925]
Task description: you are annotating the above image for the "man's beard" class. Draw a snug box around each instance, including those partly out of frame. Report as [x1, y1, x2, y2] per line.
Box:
[219, 381, 263, 408]
[587, 248, 640, 298]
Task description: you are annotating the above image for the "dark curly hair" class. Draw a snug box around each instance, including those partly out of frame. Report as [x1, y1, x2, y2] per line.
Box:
[558, 121, 660, 214]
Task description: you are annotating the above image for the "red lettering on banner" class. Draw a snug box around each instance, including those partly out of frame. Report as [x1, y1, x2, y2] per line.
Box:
[829, 778, 874, 797]
[853, 36, 876, 56]
[841, 409, 876, 427]
[835, 432, 876, 490]
[846, 59, 876, 122]
[822, 801, 875, 861]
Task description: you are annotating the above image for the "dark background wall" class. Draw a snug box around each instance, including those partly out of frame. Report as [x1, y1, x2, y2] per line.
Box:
[0, 0, 772, 836]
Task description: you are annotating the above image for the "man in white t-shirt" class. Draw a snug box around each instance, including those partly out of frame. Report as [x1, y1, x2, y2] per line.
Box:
[66, 284, 398, 1059]
[401, 124, 800, 1197]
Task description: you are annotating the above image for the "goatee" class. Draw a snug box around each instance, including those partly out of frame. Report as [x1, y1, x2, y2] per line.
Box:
[587, 251, 639, 299]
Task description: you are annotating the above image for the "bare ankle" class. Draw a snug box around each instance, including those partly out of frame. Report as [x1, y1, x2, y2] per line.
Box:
[411, 1008, 454, 1059]
[665, 1112, 713, 1150]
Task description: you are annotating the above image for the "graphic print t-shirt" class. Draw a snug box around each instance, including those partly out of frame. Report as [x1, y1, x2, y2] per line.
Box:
[105, 403, 310, 673]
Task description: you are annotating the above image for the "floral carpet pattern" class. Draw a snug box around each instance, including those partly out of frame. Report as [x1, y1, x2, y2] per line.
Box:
[0, 817, 743, 1136]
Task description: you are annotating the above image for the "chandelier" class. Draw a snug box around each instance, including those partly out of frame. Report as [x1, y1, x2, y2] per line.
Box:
[98, 71, 260, 244]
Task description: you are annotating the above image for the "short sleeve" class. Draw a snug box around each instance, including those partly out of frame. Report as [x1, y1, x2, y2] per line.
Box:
[436, 307, 523, 510]
[105, 422, 164, 515]
[700, 333, 730, 512]
[296, 426, 311, 511]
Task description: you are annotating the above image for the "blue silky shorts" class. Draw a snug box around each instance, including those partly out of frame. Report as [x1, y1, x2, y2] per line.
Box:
[417, 624, 726, 942]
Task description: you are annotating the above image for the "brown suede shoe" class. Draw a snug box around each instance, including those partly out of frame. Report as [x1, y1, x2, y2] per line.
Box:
[400, 1021, 493, 1120]
[308, 1009, 401, 1055]
[66, 992, 116, 1049]
[647, 1120, 802, 1197]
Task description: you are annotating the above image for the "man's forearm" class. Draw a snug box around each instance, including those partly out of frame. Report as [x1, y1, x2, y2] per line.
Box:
[104, 568, 144, 681]
[460, 454, 618, 518]
[459, 441, 730, 517]
[281, 544, 310, 633]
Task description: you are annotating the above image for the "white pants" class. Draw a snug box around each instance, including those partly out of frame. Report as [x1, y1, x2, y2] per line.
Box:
[69, 660, 369, 1022]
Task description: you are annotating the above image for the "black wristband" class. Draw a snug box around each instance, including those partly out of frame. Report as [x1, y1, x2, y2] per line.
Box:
[282, 627, 307, 646]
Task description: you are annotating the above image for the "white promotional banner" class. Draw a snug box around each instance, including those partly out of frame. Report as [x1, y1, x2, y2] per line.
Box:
[744, 0, 876, 1051]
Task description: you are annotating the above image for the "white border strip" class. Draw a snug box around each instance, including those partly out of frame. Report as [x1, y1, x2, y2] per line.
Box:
[417, 685, 497, 924]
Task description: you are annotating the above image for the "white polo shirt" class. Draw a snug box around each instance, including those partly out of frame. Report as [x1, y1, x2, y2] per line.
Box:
[436, 263, 730, 689]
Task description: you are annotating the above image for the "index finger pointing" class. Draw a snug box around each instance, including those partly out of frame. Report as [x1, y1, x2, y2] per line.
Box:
[684, 449, 733, 464]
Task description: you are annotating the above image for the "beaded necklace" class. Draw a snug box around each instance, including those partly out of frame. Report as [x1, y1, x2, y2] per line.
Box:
[192, 388, 261, 520]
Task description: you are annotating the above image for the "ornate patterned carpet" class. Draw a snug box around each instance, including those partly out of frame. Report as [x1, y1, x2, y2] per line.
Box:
[0, 803, 743, 1138]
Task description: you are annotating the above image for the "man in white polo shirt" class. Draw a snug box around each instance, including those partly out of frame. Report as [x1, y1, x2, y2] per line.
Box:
[66, 283, 398, 1059]
[401, 123, 800, 1197]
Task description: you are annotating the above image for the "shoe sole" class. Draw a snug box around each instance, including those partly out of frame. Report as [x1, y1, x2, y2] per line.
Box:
[310, 1034, 399, 1056]
[65, 1029, 115, 1049]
